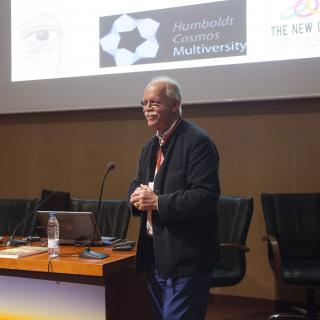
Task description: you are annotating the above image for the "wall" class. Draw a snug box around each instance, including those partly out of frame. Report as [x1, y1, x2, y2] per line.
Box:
[0, 97, 319, 302]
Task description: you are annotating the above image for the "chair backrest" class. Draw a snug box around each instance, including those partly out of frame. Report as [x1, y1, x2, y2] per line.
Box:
[69, 198, 130, 239]
[0, 198, 39, 236]
[212, 195, 253, 287]
[38, 189, 70, 211]
[261, 193, 320, 261]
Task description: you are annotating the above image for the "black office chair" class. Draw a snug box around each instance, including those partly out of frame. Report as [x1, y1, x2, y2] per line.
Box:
[211, 195, 253, 287]
[261, 193, 320, 320]
[34, 189, 71, 237]
[0, 198, 39, 236]
[70, 198, 130, 239]
[38, 189, 71, 211]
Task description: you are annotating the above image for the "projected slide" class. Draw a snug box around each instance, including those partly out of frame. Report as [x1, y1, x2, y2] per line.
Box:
[11, 0, 320, 82]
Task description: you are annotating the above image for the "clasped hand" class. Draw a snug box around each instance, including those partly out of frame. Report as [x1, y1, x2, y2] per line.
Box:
[130, 184, 158, 211]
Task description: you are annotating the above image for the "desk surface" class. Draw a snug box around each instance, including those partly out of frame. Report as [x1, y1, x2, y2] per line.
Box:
[0, 244, 136, 277]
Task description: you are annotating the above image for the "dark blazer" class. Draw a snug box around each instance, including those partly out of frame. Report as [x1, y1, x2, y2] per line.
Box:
[128, 119, 220, 278]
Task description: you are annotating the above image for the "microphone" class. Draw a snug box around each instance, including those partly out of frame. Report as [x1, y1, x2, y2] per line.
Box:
[79, 162, 115, 259]
[6, 191, 57, 246]
[96, 162, 115, 221]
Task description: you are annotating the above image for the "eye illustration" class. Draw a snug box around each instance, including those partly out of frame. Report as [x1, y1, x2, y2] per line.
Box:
[19, 13, 62, 64]
[23, 28, 61, 46]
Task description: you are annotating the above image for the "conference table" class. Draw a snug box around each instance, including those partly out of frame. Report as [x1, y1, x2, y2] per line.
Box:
[0, 242, 151, 320]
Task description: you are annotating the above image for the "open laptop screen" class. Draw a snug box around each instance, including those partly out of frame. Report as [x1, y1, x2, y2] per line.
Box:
[37, 211, 101, 245]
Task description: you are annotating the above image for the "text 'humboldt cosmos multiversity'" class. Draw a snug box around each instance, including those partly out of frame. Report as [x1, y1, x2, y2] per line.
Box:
[99, 0, 247, 66]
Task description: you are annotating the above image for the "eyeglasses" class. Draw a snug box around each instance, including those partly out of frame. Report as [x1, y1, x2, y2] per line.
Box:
[140, 100, 162, 109]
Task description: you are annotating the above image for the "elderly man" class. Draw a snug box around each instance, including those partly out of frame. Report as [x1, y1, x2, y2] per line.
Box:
[128, 76, 220, 320]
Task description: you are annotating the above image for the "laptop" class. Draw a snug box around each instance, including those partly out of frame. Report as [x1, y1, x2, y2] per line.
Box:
[37, 211, 101, 245]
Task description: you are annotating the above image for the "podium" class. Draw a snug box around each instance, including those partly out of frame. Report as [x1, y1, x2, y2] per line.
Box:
[0, 244, 151, 320]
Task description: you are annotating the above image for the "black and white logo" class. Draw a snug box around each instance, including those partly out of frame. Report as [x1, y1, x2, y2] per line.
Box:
[100, 14, 160, 66]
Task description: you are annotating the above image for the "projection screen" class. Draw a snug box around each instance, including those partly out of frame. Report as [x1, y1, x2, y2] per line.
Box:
[0, 0, 319, 114]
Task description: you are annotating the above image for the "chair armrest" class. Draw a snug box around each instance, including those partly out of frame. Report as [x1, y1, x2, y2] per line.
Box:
[262, 234, 282, 280]
[220, 243, 250, 252]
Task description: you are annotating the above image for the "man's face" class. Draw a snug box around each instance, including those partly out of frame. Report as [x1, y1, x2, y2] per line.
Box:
[142, 81, 179, 134]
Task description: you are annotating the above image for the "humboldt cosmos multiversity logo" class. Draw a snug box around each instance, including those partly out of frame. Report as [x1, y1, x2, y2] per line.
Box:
[100, 14, 160, 66]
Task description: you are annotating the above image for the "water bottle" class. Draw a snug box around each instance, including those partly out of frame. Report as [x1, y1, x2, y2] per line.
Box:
[47, 212, 60, 258]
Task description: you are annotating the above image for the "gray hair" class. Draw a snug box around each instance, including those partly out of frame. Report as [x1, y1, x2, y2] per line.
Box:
[148, 76, 182, 115]
[149, 76, 182, 104]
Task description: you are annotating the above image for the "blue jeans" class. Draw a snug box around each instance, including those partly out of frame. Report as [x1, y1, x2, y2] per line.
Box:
[148, 265, 212, 320]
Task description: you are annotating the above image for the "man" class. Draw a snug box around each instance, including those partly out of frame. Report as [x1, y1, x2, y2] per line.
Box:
[128, 76, 220, 320]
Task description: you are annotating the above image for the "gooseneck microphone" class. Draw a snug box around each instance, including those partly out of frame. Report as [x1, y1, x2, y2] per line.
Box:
[6, 191, 57, 246]
[96, 162, 115, 221]
[79, 162, 115, 259]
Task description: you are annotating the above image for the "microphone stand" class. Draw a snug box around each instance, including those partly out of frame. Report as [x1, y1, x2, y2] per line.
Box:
[95, 162, 115, 225]
[7, 191, 57, 246]
[79, 162, 115, 259]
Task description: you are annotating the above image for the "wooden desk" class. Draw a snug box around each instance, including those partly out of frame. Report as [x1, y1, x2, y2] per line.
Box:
[0, 245, 151, 320]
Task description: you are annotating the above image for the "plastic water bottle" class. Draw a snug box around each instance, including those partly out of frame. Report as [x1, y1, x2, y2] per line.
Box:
[47, 212, 60, 258]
